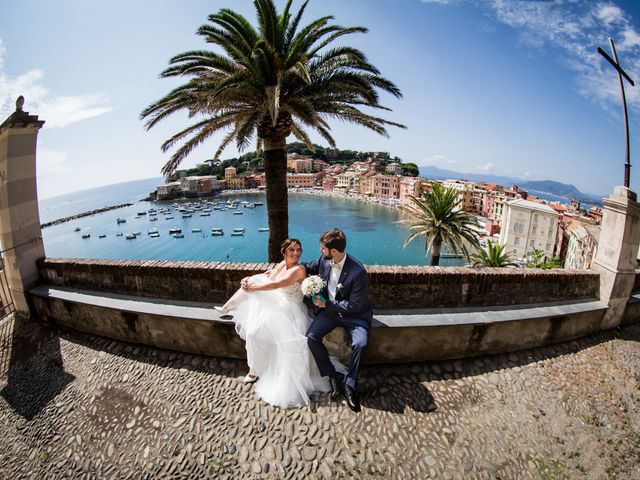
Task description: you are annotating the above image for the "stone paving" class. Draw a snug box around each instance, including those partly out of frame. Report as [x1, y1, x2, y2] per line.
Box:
[0, 315, 639, 479]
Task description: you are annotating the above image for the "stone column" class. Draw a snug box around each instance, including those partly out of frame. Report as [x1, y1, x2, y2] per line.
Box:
[591, 185, 640, 329]
[0, 97, 46, 317]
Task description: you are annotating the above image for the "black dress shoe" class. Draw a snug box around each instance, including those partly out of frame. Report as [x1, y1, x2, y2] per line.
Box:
[344, 385, 361, 412]
[329, 377, 343, 401]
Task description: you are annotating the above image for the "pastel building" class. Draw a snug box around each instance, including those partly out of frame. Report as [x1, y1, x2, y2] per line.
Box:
[399, 177, 424, 201]
[499, 198, 560, 260]
[385, 162, 403, 175]
[286, 173, 314, 188]
[373, 175, 400, 199]
[564, 224, 600, 270]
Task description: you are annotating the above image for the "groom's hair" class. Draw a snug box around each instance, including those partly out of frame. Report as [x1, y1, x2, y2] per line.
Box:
[320, 228, 346, 252]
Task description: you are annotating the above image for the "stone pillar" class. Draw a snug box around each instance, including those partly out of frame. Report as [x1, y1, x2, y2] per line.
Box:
[591, 185, 640, 329]
[0, 97, 45, 317]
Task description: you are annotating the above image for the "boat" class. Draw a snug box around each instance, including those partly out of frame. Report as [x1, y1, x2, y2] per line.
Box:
[165, 216, 174, 220]
[74, 227, 81, 232]
[244, 203, 255, 208]
[200, 213, 210, 217]
[191, 228, 202, 233]
[137, 211, 147, 215]
[233, 211, 243, 215]
[230, 231, 244, 236]
[98, 234, 106, 238]
[174, 233, 184, 238]
[233, 227, 245, 232]
[147, 228, 159, 235]
[82, 234, 90, 239]
[211, 228, 224, 236]
[149, 233, 160, 238]
[182, 214, 192, 218]
[150, 217, 158, 221]
[117, 218, 126, 224]
[125, 233, 136, 240]
[258, 227, 269, 232]
[169, 227, 182, 234]
[254, 202, 263, 206]
[116, 233, 123, 237]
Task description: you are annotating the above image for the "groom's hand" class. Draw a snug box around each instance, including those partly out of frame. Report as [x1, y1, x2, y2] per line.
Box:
[313, 297, 326, 308]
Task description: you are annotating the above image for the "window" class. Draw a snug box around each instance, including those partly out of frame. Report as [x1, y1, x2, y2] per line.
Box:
[546, 243, 551, 251]
[533, 213, 538, 222]
[531, 227, 537, 235]
[514, 237, 520, 246]
[529, 240, 535, 248]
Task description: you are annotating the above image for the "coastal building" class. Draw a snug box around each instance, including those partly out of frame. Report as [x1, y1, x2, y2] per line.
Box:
[195, 176, 221, 195]
[180, 176, 200, 193]
[359, 171, 375, 196]
[564, 224, 600, 270]
[226, 176, 246, 190]
[287, 153, 313, 173]
[335, 171, 360, 192]
[322, 174, 336, 191]
[245, 173, 265, 189]
[399, 177, 424, 201]
[499, 198, 560, 260]
[286, 173, 314, 188]
[156, 181, 181, 200]
[441, 180, 475, 212]
[587, 206, 603, 224]
[385, 162, 403, 175]
[312, 159, 329, 172]
[373, 175, 400, 199]
[224, 166, 237, 183]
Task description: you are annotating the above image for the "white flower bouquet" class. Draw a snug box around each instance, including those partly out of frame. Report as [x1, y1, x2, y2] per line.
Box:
[301, 275, 326, 303]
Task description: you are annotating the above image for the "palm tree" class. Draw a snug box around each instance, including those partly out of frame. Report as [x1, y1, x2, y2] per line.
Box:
[469, 240, 517, 267]
[398, 184, 481, 266]
[140, 0, 405, 261]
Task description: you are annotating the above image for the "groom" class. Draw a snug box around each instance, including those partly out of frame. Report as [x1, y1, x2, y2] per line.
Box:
[303, 228, 372, 413]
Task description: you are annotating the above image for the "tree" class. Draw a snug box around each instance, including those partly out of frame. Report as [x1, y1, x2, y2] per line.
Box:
[398, 184, 481, 266]
[469, 240, 517, 267]
[525, 248, 562, 269]
[402, 162, 419, 177]
[141, 0, 404, 261]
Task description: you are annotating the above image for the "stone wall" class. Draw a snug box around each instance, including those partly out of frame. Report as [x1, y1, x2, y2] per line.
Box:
[37, 258, 600, 308]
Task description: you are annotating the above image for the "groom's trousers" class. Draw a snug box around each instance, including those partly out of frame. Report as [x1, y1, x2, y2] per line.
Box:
[306, 310, 369, 389]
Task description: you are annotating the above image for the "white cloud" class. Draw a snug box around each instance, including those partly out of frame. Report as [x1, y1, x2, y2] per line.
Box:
[475, 162, 494, 171]
[523, 171, 531, 177]
[421, 0, 457, 4]
[472, 1, 640, 113]
[0, 37, 112, 127]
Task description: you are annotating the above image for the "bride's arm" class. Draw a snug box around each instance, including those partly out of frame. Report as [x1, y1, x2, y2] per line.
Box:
[245, 265, 305, 291]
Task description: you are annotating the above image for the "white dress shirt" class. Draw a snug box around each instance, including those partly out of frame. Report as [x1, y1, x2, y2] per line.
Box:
[327, 254, 346, 301]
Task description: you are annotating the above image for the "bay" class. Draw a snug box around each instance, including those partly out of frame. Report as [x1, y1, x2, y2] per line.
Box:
[40, 179, 464, 266]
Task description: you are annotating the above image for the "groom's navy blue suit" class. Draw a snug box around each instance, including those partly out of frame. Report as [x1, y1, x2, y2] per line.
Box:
[303, 254, 372, 389]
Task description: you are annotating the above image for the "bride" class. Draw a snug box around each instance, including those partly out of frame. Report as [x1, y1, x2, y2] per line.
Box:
[217, 238, 333, 408]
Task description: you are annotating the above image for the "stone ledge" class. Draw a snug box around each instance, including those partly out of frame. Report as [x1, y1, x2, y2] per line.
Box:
[29, 285, 609, 364]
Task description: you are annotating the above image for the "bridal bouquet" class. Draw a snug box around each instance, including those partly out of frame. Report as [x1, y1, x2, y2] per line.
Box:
[301, 275, 326, 303]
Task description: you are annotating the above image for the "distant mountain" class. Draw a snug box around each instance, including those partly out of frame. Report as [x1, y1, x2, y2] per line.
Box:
[418, 165, 604, 206]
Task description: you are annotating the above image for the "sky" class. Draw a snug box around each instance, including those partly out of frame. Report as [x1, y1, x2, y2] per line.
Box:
[2, 0, 640, 199]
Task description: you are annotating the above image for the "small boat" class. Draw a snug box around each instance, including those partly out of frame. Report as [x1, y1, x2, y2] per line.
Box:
[150, 233, 160, 238]
[174, 233, 184, 238]
[192, 228, 202, 233]
[98, 234, 106, 238]
[148, 229, 159, 235]
[233, 227, 245, 232]
[200, 213, 210, 217]
[211, 230, 224, 236]
[254, 202, 263, 206]
[233, 211, 243, 215]
[182, 214, 192, 218]
[137, 211, 147, 216]
[125, 233, 136, 240]
[117, 218, 126, 224]
[258, 227, 269, 232]
[169, 227, 182, 234]
[74, 227, 81, 232]
[244, 203, 255, 208]
[116, 233, 123, 237]
[150, 217, 158, 222]
[230, 231, 244, 236]
[82, 234, 90, 239]
[165, 216, 174, 220]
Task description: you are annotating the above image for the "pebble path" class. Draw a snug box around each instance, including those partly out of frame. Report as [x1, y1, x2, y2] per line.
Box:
[0, 316, 638, 479]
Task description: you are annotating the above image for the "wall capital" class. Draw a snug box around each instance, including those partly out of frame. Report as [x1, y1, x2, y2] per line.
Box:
[0, 96, 45, 133]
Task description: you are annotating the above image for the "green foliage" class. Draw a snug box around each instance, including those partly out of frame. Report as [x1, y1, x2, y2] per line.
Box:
[402, 162, 419, 177]
[469, 240, 516, 267]
[525, 248, 563, 269]
[398, 184, 481, 266]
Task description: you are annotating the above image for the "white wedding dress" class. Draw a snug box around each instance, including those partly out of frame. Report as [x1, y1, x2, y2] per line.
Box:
[223, 274, 337, 408]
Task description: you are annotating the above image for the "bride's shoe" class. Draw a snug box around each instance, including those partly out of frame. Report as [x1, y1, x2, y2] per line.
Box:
[242, 373, 259, 384]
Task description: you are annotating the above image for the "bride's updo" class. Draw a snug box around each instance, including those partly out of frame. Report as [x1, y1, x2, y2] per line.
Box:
[280, 238, 302, 258]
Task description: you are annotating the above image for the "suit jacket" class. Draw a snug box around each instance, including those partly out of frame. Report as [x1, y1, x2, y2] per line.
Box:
[303, 254, 372, 328]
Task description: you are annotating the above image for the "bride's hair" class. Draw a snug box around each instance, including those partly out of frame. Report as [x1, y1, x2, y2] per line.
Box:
[281, 238, 302, 257]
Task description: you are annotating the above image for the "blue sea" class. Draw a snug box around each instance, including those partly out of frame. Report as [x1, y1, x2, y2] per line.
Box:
[38, 178, 463, 266]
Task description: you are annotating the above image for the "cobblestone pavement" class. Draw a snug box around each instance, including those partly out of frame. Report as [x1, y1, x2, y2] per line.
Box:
[0, 316, 639, 479]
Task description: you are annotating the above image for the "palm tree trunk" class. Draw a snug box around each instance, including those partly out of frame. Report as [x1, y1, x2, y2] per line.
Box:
[430, 238, 441, 266]
[263, 135, 289, 262]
